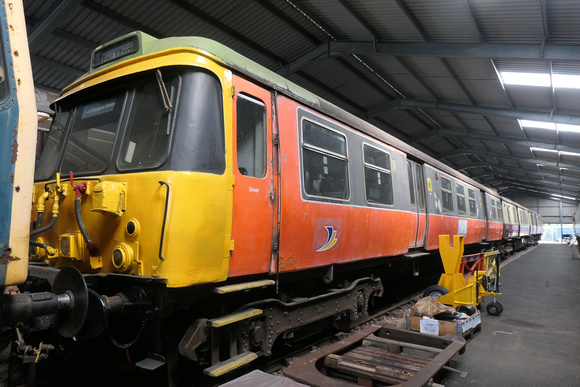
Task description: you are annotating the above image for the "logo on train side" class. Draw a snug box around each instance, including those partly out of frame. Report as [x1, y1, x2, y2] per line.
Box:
[316, 226, 339, 252]
[313, 219, 341, 252]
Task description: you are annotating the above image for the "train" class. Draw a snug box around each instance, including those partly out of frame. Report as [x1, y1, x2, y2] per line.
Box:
[1, 29, 542, 383]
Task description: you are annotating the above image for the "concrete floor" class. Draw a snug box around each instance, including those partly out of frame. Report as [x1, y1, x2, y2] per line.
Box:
[444, 243, 580, 386]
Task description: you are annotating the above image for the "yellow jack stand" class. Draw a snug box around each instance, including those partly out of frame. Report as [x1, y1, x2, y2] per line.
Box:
[424, 235, 503, 316]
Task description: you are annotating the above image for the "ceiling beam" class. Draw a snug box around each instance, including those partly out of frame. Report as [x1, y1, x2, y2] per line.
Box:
[382, 99, 580, 126]
[28, 0, 81, 50]
[456, 155, 580, 172]
[412, 128, 580, 154]
[459, 162, 580, 184]
[30, 55, 85, 78]
[277, 40, 580, 76]
[471, 171, 580, 192]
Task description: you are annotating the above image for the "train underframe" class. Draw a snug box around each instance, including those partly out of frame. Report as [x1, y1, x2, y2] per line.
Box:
[8, 256, 423, 384]
[4, 236, 537, 384]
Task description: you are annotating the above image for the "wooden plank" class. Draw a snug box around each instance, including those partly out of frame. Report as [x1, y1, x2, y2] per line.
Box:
[344, 349, 427, 372]
[324, 354, 412, 383]
[364, 334, 445, 353]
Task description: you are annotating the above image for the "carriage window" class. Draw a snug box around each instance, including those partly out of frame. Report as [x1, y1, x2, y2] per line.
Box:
[468, 189, 477, 217]
[496, 200, 503, 221]
[302, 121, 349, 200]
[361, 145, 393, 205]
[441, 177, 453, 214]
[415, 164, 425, 211]
[456, 184, 466, 215]
[236, 94, 266, 178]
[491, 203, 497, 220]
[408, 162, 415, 209]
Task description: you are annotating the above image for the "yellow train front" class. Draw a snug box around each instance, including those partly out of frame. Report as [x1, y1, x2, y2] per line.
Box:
[32, 33, 234, 287]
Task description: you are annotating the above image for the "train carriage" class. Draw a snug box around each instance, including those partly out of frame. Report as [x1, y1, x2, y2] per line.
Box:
[421, 165, 487, 250]
[484, 192, 504, 242]
[1, 30, 542, 381]
[501, 196, 519, 240]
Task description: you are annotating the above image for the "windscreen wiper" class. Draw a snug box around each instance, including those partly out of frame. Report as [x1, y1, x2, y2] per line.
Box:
[155, 69, 173, 114]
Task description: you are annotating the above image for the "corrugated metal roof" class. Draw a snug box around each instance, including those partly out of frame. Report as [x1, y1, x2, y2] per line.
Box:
[24, 0, 580, 200]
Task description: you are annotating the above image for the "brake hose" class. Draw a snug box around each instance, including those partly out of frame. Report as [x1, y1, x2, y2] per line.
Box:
[70, 172, 99, 256]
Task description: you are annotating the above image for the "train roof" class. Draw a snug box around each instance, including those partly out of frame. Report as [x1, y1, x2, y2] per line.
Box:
[66, 31, 499, 197]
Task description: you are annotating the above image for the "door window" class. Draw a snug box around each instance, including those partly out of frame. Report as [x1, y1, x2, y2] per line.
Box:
[236, 94, 266, 178]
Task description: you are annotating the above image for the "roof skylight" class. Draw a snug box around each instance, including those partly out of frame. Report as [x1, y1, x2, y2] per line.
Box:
[501, 72, 550, 87]
[519, 120, 580, 133]
[530, 147, 580, 158]
[553, 74, 580, 89]
[501, 71, 580, 89]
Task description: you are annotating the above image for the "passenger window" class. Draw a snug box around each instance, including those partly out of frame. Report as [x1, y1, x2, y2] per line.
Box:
[441, 177, 454, 214]
[363, 145, 393, 205]
[236, 94, 266, 178]
[302, 120, 349, 200]
[456, 184, 466, 215]
[468, 189, 477, 217]
[408, 162, 415, 209]
[491, 204, 497, 220]
[415, 164, 425, 211]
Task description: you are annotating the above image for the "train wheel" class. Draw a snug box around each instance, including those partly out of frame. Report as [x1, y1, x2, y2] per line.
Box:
[486, 302, 502, 316]
[423, 285, 449, 299]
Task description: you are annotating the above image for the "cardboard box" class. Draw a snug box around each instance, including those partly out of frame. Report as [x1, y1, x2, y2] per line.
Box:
[406, 312, 481, 337]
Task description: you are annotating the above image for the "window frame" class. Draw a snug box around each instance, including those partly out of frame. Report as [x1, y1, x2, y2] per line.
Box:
[415, 164, 426, 211]
[407, 161, 415, 210]
[362, 143, 394, 207]
[300, 117, 350, 202]
[468, 188, 477, 217]
[456, 183, 466, 216]
[441, 176, 454, 214]
[235, 93, 267, 178]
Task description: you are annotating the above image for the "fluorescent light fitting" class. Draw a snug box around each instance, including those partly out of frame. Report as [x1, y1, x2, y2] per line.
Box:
[530, 147, 558, 153]
[500, 72, 551, 87]
[519, 120, 555, 130]
[551, 193, 576, 200]
[559, 150, 580, 157]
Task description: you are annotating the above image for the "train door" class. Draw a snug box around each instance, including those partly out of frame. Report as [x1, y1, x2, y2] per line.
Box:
[408, 160, 426, 248]
[229, 75, 277, 276]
